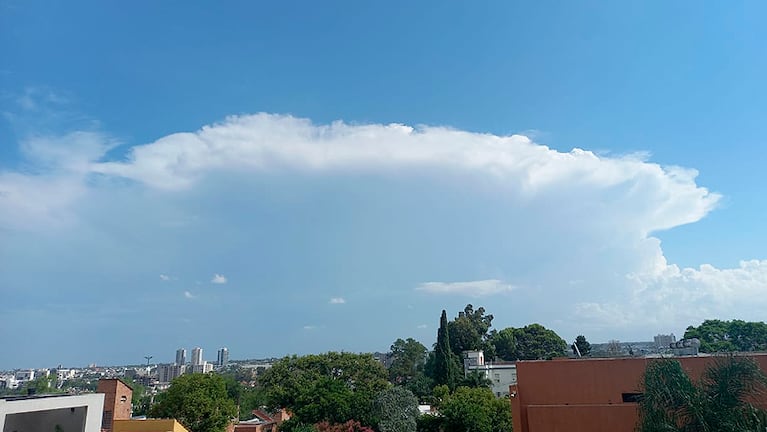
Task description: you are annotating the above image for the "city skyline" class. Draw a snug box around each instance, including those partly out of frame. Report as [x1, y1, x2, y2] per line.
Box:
[3, 2, 767, 369]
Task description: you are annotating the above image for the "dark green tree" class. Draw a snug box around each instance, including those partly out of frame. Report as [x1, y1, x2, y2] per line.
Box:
[388, 338, 428, 384]
[448, 305, 495, 358]
[459, 370, 492, 389]
[489, 328, 516, 361]
[440, 387, 512, 432]
[149, 373, 238, 432]
[259, 352, 389, 427]
[638, 356, 767, 432]
[372, 386, 419, 432]
[434, 310, 459, 390]
[573, 335, 591, 357]
[685, 319, 767, 353]
[510, 324, 567, 360]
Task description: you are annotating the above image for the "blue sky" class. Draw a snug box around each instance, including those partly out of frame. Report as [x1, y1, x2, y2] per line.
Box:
[2, 1, 767, 369]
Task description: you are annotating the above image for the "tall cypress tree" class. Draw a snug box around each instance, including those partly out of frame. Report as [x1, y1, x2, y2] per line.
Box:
[434, 309, 457, 390]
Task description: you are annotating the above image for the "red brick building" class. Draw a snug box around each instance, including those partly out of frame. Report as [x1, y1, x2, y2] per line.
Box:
[97, 378, 133, 432]
[510, 354, 767, 432]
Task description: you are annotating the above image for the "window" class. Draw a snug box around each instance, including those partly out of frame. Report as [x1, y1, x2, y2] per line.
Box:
[622, 393, 643, 403]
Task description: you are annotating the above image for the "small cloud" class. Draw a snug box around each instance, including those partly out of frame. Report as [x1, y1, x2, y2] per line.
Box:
[329, 297, 346, 304]
[303, 325, 316, 330]
[184, 291, 197, 300]
[159, 274, 170, 281]
[211, 274, 227, 284]
[417, 324, 428, 329]
[416, 279, 515, 297]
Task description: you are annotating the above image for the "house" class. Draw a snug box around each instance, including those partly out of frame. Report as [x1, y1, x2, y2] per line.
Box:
[463, 350, 517, 397]
[97, 378, 133, 432]
[234, 409, 291, 432]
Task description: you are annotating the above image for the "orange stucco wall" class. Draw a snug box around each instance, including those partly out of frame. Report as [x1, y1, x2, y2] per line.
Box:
[512, 354, 767, 432]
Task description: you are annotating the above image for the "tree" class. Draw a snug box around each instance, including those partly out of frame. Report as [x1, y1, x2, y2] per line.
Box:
[440, 387, 512, 432]
[239, 386, 268, 420]
[259, 352, 389, 427]
[448, 305, 495, 358]
[388, 338, 428, 384]
[459, 370, 492, 389]
[638, 356, 767, 432]
[489, 328, 516, 361]
[149, 373, 237, 432]
[573, 335, 591, 357]
[492, 324, 567, 360]
[372, 387, 419, 432]
[433, 310, 459, 390]
[685, 319, 767, 352]
[120, 376, 150, 416]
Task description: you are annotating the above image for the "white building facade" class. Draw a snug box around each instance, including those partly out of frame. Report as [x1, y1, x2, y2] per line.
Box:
[463, 350, 517, 397]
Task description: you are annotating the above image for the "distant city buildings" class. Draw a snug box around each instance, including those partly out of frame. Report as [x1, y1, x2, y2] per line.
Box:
[654, 333, 676, 348]
[156, 364, 186, 383]
[175, 349, 186, 366]
[191, 347, 203, 366]
[217, 348, 229, 367]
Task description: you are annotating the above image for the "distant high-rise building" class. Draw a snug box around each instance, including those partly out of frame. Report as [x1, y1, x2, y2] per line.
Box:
[157, 363, 186, 383]
[191, 347, 203, 366]
[175, 348, 186, 366]
[217, 347, 229, 367]
[191, 362, 214, 374]
[654, 333, 676, 348]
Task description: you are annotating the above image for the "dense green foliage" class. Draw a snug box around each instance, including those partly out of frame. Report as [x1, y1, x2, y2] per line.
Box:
[439, 387, 512, 432]
[459, 370, 492, 389]
[389, 338, 428, 384]
[434, 310, 460, 390]
[372, 387, 419, 432]
[447, 305, 495, 358]
[573, 335, 591, 356]
[149, 373, 237, 432]
[638, 356, 767, 432]
[259, 352, 389, 427]
[491, 324, 567, 360]
[684, 319, 767, 352]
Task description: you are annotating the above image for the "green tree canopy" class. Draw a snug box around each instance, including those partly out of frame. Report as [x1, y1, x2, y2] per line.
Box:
[259, 352, 389, 427]
[433, 310, 460, 390]
[638, 356, 767, 432]
[490, 328, 515, 361]
[459, 370, 492, 389]
[447, 304, 495, 358]
[372, 386, 419, 432]
[149, 373, 237, 432]
[685, 319, 767, 352]
[573, 335, 591, 357]
[440, 387, 512, 432]
[491, 324, 567, 360]
[388, 338, 428, 384]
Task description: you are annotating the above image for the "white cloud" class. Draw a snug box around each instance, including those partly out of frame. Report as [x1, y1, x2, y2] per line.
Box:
[159, 274, 170, 281]
[303, 325, 316, 330]
[211, 274, 227, 284]
[183, 291, 196, 299]
[574, 258, 767, 333]
[0, 132, 112, 230]
[417, 324, 428, 329]
[5, 112, 764, 342]
[416, 279, 515, 297]
[329, 297, 346, 304]
[91, 114, 719, 234]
